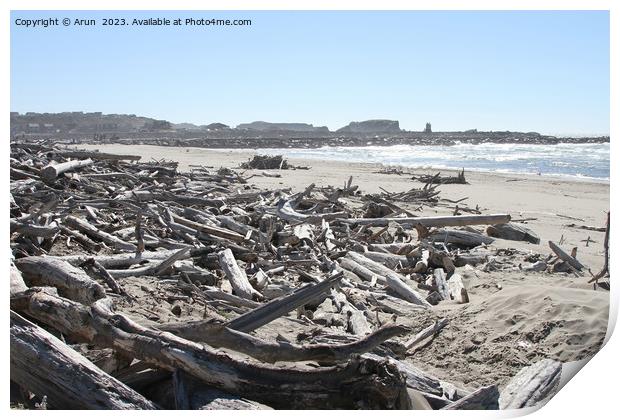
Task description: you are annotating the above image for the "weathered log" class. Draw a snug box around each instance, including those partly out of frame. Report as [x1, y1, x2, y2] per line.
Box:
[363, 251, 409, 270]
[15, 256, 105, 304]
[10, 219, 59, 238]
[64, 215, 137, 252]
[55, 249, 180, 268]
[362, 354, 467, 402]
[499, 359, 562, 409]
[157, 321, 409, 363]
[336, 214, 511, 228]
[339, 257, 386, 284]
[433, 268, 450, 301]
[172, 213, 247, 243]
[41, 158, 94, 181]
[217, 249, 262, 300]
[10, 260, 28, 296]
[58, 224, 102, 251]
[548, 241, 585, 271]
[442, 385, 499, 410]
[385, 274, 432, 308]
[13, 289, 410, 409]
[405, 318, 449, 349]
[10, 311, 157, 410]
[427, 229, 494, 247]
[277, 198, 348, 224]
[347, 251, 408, 284]
[57, 150, 141, 161]
[447, 274, 469, 304]
[486, 223, 540, 244]
[226, 272, 343, 333]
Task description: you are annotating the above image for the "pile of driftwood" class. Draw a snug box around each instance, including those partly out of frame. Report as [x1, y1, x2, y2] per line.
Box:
[10, 140, 563, 410]
[240, 155, 290, 170]
[412, 169, 468, 185]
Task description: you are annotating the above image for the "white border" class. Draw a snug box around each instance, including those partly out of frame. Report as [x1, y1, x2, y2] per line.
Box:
[3, 2, 616, 419]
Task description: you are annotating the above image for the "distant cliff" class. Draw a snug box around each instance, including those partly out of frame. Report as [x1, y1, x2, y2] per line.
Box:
[236, 121, 329, 132]
[337, 119, 401, 134]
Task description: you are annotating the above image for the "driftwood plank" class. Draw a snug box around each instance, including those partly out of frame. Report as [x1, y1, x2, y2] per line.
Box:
[225, 272, 343, 332]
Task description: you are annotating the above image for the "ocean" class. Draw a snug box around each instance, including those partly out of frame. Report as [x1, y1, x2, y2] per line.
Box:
[253, 142, 610, 181]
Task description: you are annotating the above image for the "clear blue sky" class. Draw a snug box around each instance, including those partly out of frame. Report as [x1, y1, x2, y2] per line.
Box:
[11, 10, 609, 135]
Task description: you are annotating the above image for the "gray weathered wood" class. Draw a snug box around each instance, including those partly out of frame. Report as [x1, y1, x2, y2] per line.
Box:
[15, 256, 105, 304]
[385, 274, 432, 308]
[499, 359, 562, 409]
[548, 241, 585, 271]
[337, 214, 511, 228]
[447, 273, 469, 303]
[10, 310, 157, 410]
[217, 248, 262, 300]
[487, 223, 540, 244]
[41, 158, 94, 181]
[226, 272, 343, 333]
[64, 215, 137, 252]
[443, 385, 499, 410]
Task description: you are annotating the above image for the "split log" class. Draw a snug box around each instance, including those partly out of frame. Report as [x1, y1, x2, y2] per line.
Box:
[13, 289, 409, 409]
[499, 359, 562, 409]
[385, 274, 432, 308]
[336, 214, 511, 228]
[548, 241, 585, 271]
[217, 249, 263, 300]
[65, 216, 137, 252]
[447, 274, 469, 303]
[15, 256, 105, 304]
[487, 223, 540, 244]
[226, 272, 343, 333]
[427, 229, 494, 247]
[10, 310, 157, 410]
[442, 385, 499, 410]
[41, 158, 94, 181]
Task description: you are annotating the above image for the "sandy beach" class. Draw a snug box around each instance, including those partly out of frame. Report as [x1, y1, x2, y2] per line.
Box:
[75, 143, 610, 389]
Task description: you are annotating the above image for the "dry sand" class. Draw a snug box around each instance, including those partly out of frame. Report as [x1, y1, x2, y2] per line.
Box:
[78, 143, 610, 389]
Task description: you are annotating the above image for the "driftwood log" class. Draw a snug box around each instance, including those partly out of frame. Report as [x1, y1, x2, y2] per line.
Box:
[498, 359, 562, 409]
[336, 214, 511, 228]
[10, 310, 157, 409]
[487, 223, 540, 244]
[12, 289, 410, 409]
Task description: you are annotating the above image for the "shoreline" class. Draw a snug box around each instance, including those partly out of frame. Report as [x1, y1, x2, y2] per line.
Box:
[77, 143, 610, 184]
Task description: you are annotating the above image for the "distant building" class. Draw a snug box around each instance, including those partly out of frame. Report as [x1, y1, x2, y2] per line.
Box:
[424, 122, 432, 133]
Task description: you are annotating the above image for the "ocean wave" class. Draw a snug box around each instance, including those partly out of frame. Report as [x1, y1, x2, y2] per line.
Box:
[255, 142, 610, 180]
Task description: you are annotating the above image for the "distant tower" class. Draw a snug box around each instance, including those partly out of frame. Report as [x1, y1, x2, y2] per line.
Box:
[424, 122, 432, 133]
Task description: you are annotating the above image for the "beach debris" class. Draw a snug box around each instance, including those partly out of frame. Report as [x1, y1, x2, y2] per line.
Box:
[412, 169, 468, 185]
[240, 154, 290, 170]
[548, 241, 585, 271]
[498, 359, 562, 409]
[486, 223, 540, 244]
[589, 211, 610, 288]
[10, 140, 583, 411]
